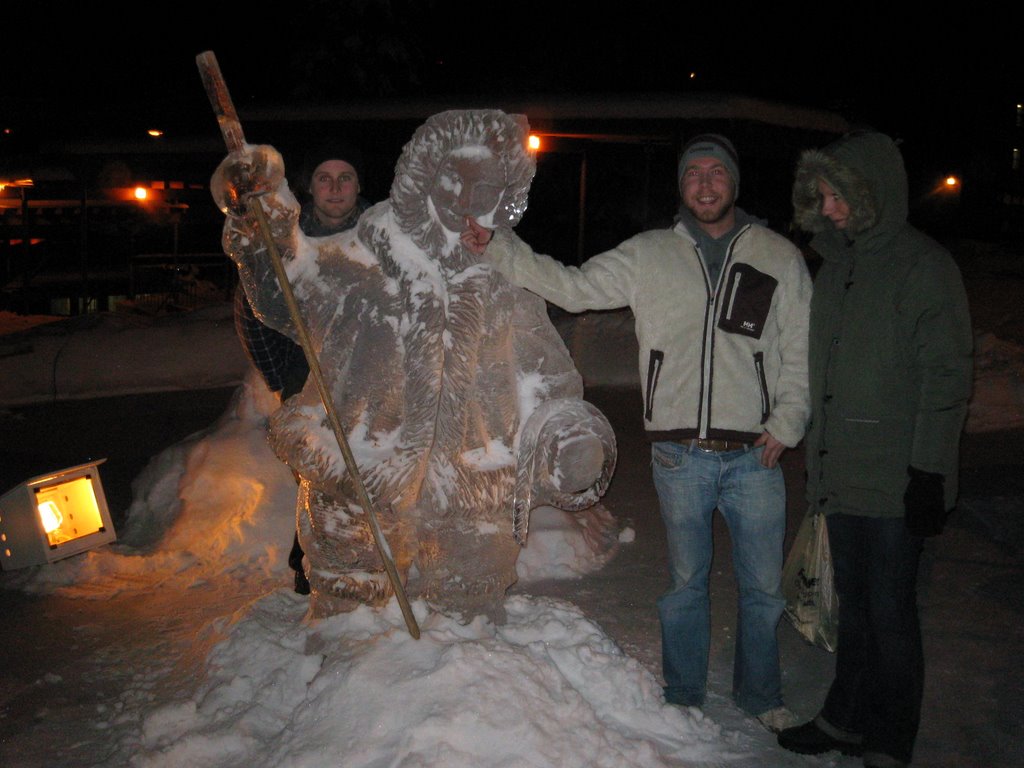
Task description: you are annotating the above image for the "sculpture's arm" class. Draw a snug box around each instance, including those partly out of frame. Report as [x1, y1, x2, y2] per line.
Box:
[507, 284, 617, 544]
[211, 144, 329, 340]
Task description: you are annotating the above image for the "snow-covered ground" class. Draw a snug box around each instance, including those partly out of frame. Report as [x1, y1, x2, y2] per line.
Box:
[0, 249, 1022, 766]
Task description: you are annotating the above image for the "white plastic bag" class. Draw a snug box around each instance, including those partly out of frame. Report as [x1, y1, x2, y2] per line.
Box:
[782, 511, 838, 652]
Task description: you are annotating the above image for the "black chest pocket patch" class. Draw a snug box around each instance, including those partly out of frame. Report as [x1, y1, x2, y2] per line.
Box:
[717, 263, 778, 339]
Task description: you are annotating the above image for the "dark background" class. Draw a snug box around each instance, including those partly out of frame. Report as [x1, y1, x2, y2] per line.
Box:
[6, 3, 1017, 147]
[3, 2, 1022, 311]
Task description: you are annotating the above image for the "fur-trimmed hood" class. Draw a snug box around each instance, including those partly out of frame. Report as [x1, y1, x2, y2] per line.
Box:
[792, 131, 909, 256]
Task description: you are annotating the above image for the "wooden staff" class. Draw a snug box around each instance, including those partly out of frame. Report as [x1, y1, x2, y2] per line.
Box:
[195, 50, 420, 639]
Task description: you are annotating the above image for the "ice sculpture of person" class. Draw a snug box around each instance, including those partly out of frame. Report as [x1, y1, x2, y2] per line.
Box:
[211, 110, 617, 621]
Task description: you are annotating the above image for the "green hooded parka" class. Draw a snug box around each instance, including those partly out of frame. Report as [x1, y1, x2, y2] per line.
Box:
[792, 131, 973, 518]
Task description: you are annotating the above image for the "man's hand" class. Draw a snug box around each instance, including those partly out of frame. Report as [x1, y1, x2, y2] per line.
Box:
[460, 216, 494, 255]
[754, 431, 785, 468]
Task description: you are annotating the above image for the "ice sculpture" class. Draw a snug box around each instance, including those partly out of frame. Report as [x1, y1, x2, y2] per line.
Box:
[212, 110, 616, 621]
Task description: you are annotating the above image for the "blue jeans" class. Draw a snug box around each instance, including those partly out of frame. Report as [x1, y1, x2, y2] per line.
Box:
[820, 513, 923, 765]
[652, 440, 786, 715]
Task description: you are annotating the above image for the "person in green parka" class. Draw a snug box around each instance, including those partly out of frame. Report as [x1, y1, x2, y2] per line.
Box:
[777, 130, 973, 768]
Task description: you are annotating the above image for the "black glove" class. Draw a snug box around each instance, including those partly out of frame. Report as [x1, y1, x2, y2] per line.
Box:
[903, 466, 947, 537]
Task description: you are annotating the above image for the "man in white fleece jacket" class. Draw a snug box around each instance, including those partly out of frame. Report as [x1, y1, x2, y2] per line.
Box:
[463, 134, 812, 733]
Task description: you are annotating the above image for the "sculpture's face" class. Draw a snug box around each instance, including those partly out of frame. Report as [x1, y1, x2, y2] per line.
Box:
[429, 150, 505, 233]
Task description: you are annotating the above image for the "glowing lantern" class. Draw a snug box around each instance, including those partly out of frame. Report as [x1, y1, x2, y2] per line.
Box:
[0, 459, 116, 569]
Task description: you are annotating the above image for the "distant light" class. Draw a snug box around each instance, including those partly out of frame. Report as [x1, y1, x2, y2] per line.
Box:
[528, 134, 541, 152]
[2, 128, 11, 135]
[134, 186, 148, 201]
[147, 129, 164, 137]
[932, 175, 961, 197]
[0, 177, 34, 190]
[689, 72, 696, 80]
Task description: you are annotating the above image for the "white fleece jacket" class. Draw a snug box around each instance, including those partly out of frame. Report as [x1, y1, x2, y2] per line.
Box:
[486, 219, 812, 447]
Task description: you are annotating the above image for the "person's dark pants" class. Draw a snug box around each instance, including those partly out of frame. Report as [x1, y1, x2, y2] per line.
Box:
[820, 513, 924, 765]
[235, 287, 311, 593]
[286, 467, 309, 593]
[288, 532, 305, 572]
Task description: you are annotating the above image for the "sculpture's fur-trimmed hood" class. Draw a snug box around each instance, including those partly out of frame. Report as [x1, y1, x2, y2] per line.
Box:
[390, 109, 536, 259]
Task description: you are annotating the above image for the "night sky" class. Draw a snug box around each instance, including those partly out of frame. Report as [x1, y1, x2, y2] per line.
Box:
[6, 4, 1017, 156]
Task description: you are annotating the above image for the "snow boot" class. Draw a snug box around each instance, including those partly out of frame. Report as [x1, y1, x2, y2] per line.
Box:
[777, 715, 863, 756]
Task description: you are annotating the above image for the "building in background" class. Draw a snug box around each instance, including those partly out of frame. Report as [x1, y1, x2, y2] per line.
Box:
[1, 92, 850, 316]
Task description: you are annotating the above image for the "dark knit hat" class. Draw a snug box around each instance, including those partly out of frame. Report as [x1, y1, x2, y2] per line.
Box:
[678, 133, 740, 197]
[300, 139, 365, 190]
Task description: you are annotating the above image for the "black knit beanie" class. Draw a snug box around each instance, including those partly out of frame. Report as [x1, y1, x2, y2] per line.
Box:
[300, 139, 365, 190]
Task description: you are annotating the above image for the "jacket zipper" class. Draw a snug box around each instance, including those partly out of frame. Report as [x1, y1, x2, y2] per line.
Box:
[698, 225, 749, 437]
[753, 351, 770, 423]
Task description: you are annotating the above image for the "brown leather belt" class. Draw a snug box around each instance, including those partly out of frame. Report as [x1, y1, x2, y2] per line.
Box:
[691, 439, 750, 453]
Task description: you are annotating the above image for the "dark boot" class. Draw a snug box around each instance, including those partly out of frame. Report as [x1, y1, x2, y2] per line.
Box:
[288, 533, 310, 595]
[293, 569, 311, 595]
[863, 751, 908, 768]
[777, 715, 863, 757]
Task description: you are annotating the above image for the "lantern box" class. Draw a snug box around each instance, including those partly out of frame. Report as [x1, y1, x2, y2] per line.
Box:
[0, 459, 116, 570]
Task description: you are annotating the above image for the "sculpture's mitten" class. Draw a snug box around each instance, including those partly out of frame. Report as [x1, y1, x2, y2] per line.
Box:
[210, 144, 286, 217]
[512, 398, 617, 543]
